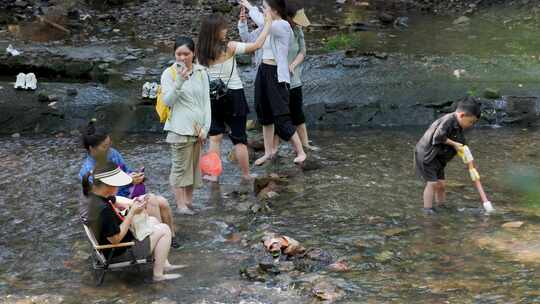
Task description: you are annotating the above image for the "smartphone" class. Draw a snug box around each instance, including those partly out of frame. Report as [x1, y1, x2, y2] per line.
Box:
[176, 61, 186, 70]
[139, 166, 145, 182]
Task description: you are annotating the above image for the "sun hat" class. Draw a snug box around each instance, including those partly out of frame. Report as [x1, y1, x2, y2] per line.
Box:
[293, 9, 310, 27]
[94, 165, 133, 187]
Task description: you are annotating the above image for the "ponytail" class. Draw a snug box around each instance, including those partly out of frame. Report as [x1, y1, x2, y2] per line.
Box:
[81, 119, 109, 151]
[82, 172, 92, 197]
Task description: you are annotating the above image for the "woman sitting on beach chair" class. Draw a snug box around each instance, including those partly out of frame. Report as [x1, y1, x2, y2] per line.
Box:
[82, 161, 184, 282]
[78, 119, 180, 248]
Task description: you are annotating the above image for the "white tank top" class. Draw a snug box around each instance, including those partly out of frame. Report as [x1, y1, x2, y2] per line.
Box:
[262, 36, 275, 60]
[207, 43, 246, 90]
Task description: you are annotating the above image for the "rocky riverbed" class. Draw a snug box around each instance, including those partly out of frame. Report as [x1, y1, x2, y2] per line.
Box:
[1, 128, 540, 303]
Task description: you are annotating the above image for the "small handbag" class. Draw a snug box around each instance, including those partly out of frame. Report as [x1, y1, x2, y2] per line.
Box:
[209, 57, 235, 101]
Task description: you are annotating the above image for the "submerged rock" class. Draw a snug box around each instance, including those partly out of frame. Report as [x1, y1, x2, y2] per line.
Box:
[375, 250, 394, 262]
[328, 260, 350, 272]
[312, 279, 346, 302]
[501, 221, 524, 229]
[453, 16, 470, 25]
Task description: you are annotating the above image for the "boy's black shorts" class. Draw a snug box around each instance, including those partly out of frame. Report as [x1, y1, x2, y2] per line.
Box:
[415, 152, 446, 182]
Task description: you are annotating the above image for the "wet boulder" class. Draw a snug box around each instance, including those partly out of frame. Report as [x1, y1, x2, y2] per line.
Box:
[294, 248, 334, 272]
[312, 279, 346, 302]
[502, 96, 538, 126]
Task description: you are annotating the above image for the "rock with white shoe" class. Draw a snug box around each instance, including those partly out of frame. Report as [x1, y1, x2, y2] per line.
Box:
[14, 73, 26, 90]
[141, 82, 151, 98]
[6, 44, 21, 56]
[148, 82, 158, 99]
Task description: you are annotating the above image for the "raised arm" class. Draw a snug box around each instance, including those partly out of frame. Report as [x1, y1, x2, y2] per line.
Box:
[240, 0, 265, 27]
[238, 6, 258, 43]
[230, 9, 272, 54]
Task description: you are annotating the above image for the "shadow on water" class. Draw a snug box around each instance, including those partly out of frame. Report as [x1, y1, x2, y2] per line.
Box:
[1, 127, 540, 303]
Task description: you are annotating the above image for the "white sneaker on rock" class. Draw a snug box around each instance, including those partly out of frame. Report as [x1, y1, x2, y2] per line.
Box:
[142, 82, 151, 98]
[14, 73, 26, 89]
[148, 82, 158, 99]
[24, 73, 37, 90]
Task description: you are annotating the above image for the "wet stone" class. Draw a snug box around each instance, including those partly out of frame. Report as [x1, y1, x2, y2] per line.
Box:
[375, 250, 394, 262]
[150, 298, 177, 304]
[501, 221, 524, 229]
[240, 265, 267, 282]
[312, 279, 346, 302]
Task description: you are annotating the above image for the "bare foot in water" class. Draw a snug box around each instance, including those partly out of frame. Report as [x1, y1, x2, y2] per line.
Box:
[294, 152, 307, 165]
[254, 154, 273, 166]
[164, 263, 188, 272]
[203, 174, 219, 183]
[153, 273, 182, 282]
[176, 206, 196, 215]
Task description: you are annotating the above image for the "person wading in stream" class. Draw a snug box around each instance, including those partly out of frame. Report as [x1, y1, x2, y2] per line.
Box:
[414, 97, 481, 214]
[78, 120, 180, 248]
[82, 161, 184, 282]
[239, 0, 307, 166]
[196, 9, 272, 183]
[274, 2, 319, 153]
[160, 36, 211, 215]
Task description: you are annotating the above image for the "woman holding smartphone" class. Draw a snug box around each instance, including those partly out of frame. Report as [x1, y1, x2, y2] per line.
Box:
[196, 8, 272, 183]
[238, 0, 307, 166]
[83, 161, 183, 282]
[160, 36, 211, 215]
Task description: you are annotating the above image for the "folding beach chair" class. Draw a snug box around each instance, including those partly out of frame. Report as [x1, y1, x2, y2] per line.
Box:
[83, 224, 153, 286]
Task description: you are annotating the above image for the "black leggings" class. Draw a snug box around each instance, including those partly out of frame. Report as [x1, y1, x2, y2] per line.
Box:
[254, 64, 296, 141]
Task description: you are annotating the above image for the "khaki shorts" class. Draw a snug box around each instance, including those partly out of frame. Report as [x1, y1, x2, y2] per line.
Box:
[169, 139, 202, 188]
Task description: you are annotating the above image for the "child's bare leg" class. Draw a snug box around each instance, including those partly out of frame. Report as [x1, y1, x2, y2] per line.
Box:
[423, 182, 437, 209]
[435, 180, 446, 206]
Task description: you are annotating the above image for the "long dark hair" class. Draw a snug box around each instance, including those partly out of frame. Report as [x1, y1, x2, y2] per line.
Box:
[196, 14, 228, 67]
[266, 0, 287, 19]
[174, 36, 196, 55]
[285, 0, 300, 19]
[81, 119, 108, 151]
[81, 161, 118, 197]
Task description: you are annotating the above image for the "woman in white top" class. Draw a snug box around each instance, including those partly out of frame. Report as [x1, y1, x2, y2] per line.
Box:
[239, 0, 307, 166]
[196, 10, 272, 182]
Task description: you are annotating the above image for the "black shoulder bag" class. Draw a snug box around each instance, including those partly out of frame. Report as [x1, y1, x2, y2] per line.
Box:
[209, 57, 235, 102]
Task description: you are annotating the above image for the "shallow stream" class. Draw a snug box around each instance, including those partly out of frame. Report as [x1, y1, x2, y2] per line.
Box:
[1, 128, 539, 303]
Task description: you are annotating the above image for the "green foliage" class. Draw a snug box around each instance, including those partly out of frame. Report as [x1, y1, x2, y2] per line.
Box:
[467, 87, 478, 97]
[325, 34, 359, 51]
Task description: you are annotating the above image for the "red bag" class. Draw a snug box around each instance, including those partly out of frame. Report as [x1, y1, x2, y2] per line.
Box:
[200, 152, 222, 177]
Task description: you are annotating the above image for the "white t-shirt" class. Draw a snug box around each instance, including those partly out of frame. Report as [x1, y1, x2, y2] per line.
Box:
[262, 36, 275, 60]
[207, 43, 246, 90]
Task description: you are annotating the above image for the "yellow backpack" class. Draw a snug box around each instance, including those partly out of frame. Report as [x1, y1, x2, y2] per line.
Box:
[156, 66, 177, 123]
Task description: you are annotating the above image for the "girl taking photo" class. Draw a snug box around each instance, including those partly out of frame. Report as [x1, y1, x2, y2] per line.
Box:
[239, 0, 307, 166]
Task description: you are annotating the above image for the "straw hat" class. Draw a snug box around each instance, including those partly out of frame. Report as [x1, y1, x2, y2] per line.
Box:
[293, 9, 311, 27]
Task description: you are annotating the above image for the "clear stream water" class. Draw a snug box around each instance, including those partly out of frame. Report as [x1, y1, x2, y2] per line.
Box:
[1, 128, 539, 303]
